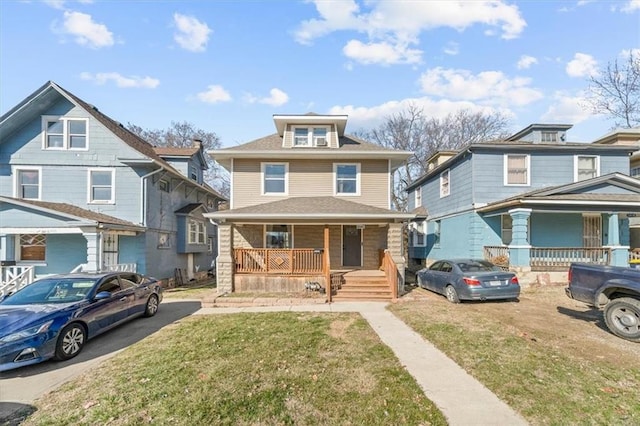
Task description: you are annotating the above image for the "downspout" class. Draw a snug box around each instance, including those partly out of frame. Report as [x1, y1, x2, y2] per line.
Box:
[140, 167, 165, 226]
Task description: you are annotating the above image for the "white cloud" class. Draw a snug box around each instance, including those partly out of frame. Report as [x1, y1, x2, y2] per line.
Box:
[418, 67, 543, 107]
[244, 88, 290, 106]
[196, 85, 232, 104]
[294, 1, 526, 65]
[443, 42, 459, 56]
[60, 11, 113, 48]
[517, 55, 538, 69]
[173, 13, 211, 52]
[343, 40, 422, 65]
[80, 72, 159, 88]
[621, 0, 640, 12]
[540, 92, 594, 124]
[328, 97, 513, 131]
[44, 0, 66, 9]
[566, 53, 598, 78]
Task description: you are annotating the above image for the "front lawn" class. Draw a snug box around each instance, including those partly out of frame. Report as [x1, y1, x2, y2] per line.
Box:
[23, 313, 446, 425]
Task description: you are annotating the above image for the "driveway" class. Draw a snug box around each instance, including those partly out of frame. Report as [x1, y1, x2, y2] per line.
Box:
[0, 300, 201, 423]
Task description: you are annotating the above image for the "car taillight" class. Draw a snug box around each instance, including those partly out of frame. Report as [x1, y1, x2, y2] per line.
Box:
[567, 268, 572, 283]
[510, 276, 519, 285]
[463, 277, 481, 286]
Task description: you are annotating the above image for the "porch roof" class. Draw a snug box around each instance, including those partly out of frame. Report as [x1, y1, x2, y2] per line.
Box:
[203, 196, 414, 222]
[477, 173, 640, 214]
[0, 197, 146, 232]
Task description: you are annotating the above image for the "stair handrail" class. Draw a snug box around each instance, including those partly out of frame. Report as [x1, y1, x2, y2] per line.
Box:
[0, 265, 35, 298]
[383, 250, 399, 300]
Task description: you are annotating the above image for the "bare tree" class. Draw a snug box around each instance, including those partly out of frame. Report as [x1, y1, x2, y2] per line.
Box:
[128, 121, 229, 197]
[585, 51, 640, 128]
[360, 105, 510, 211]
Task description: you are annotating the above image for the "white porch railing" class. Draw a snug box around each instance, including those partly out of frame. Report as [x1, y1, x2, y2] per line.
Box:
[71, 263, 138, 273]
[0, 265, 36, 298]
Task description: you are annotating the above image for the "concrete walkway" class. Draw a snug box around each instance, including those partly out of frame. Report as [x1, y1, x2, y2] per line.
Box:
[195, 302, 528, 426]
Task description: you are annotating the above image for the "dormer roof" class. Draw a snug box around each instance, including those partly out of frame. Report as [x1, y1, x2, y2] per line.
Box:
[273, 113, 348, 137]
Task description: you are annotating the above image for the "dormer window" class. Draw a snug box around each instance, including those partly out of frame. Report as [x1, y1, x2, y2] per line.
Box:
[293, 126, 329, 147]
[541, 131, 558, 142]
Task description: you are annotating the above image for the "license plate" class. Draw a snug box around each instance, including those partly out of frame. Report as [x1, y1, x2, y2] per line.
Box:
[489, 280, 502, 286]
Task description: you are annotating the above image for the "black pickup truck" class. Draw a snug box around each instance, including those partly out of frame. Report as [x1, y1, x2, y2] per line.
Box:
[566, 263, 640, 342]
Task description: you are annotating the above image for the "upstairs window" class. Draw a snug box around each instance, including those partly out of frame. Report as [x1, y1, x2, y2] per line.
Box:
[415, 186, 422, 208]
[190, 165, 198, 182]
[293, 126, 329, 147]
[504, 154, 530, 186]
[88, 169, 114, 203]
[42, 116, 88, 150]
[541, 131, 558, 142]
[15, 167, 41, 200]
[335, 163, 359, 195]
[262, 163, 288, 194]
[188, 219, 206, 244]
[575, 155, 599, 181]
[440, 169, 450, 197]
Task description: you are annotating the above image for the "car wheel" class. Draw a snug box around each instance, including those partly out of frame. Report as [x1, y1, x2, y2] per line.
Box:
[144, 294, 159, 317]
[54, 323, 86, 361]
[445, 285, 460, 304]
[603, 297, 640, 342]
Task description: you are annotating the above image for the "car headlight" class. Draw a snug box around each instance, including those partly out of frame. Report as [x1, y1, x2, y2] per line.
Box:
[0, 320, 54, 344]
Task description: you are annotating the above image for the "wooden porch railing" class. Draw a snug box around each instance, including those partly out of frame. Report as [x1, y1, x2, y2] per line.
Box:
[234, 248, 324, 274]
[382, 249, 399, 300]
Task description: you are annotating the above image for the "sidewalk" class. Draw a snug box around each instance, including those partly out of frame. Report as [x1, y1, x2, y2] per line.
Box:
[195, 302, 528, 426]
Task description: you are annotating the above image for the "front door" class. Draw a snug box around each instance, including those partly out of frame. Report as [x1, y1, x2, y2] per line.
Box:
[343, 225, 362, 267]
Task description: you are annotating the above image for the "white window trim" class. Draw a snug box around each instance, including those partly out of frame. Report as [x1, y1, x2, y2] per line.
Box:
[503, 154, 531, 186]
[188, 219, 207, 245]
[87, 168, 115, 204]
[574, 155, 600, 182]
[41, 116, 89, 151]
[13, 166, 42, 200]
[261, 162, 289, 195]
[414, 186, 422, 208]
[334, 163, 361, 196]
[440, 169, 450, 198]
[413, 221, 427, 247]
[292, 126, 330, 147]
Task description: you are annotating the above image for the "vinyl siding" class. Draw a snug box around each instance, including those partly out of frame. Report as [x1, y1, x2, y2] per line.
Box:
[232, 158, 390, 209]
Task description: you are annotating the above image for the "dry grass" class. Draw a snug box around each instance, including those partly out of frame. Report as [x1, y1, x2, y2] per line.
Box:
[23, 312, 446, 425]
[389, 286, 640, 425]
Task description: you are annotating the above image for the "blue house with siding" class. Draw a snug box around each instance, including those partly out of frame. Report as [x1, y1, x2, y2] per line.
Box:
[406, 124, 640, 274]
[0, 81, 226, 291]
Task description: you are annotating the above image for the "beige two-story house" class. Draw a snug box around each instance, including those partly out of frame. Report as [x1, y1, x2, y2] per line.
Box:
[205, 113, 414, 301]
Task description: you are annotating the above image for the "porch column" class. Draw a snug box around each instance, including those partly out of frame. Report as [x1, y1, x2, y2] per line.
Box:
[216, 223, 234, 293]
[387, 222, 405, 285]
[82, 232, 101, 272]
[604, 213, 629, 267]
[508, 208, 531, 270]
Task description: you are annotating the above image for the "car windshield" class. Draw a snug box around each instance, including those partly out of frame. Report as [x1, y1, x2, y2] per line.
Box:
[457, 261, 502, 273]
[0, 278, 97, 305]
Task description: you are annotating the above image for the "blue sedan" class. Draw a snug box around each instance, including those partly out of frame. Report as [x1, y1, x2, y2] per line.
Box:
[0, 272, 162, 372]
[417, 259, 520, 303]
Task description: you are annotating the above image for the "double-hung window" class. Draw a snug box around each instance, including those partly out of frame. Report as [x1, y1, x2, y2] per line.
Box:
[14, 167, 41, 200]
[540, 131, 558, 142]
[440, 169, 450, 197]
[335, 163, 359, 195]
[415, 186, 422, 208]
[262, 163, 287, 195]
[293, 126, 329, 147]
[575, 155, 599, 181]
[42, 116, 88, 150]
[88, 168, 115, 203]
[504, 154, 530, 185]
[188, 219, 206, 244]
[414, 221, 426, 247]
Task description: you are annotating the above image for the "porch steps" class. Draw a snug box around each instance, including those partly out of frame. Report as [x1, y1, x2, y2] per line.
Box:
[333, 271, 393, 301]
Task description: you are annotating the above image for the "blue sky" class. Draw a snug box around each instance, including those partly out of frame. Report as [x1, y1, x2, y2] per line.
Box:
[1, 0, 639, 147]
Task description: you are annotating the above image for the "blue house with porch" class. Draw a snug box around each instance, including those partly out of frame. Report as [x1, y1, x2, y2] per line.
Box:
[406, 124, 640, 274]
[0, 81, 226, 294]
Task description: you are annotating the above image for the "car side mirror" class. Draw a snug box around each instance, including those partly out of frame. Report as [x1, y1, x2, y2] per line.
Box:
[94, 291, 112, 300]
